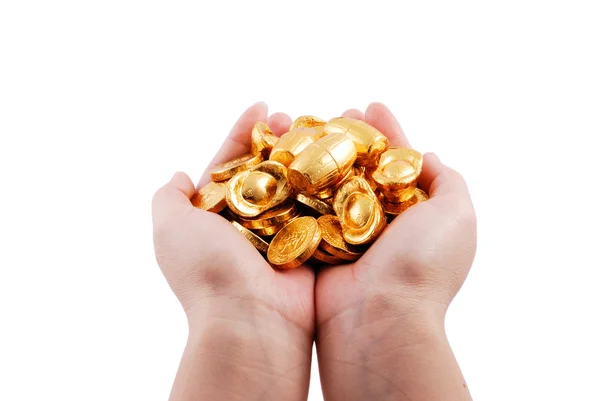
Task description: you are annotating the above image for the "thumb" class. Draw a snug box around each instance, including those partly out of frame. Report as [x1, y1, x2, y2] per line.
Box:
[152, 172, 196, 228]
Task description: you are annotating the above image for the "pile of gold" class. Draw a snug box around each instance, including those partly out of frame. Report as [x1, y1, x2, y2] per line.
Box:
[192, 116, 428, 269]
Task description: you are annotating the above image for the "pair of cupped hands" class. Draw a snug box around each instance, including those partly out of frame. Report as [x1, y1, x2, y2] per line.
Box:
[152, 102, 477, 401]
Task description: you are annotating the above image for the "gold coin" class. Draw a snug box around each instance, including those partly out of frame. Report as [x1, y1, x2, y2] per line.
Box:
[311, 247, 347, 265]
[267, 216, 321, 269]
[231, 221, 269, 253]
[210, 153, 263, 182]
[317, 215, 364, 261]
[382, 188, 429, 216]
[253, 222, 286, 237]
[235, 199, 298, 229]
[190, 181, 227, 213]
[295, 194, 335, 215]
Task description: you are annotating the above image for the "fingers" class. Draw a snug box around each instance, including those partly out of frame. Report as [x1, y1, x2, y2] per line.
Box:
[419, 153, 470, 200]
[341, 109, 365, 120]
[197, 102, 268, 187]
[365, 102, 410, 148]
[152, 171, 195, 228]
[267, 112, 293, 136]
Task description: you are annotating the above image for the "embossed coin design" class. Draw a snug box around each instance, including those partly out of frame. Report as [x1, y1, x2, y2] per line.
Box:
[267, 216, 321, 269]
[210, 153, 263, 182]
[191, 181, 227, 213]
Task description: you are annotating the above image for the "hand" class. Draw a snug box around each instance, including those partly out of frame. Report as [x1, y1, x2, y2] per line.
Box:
[152, 103, 315, 401]
[315, 103, 477, 401]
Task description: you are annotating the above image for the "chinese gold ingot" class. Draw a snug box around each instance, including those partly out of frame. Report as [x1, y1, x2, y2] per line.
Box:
[190, 181, 227, 213]
[269, 127, 324, 167]
[231, 221, 270, 253]
[373, 148, 423, 203]
[324, 117, 389, 167]
[334, 176, 387, 245]
[312, 167, 355, 200]
[311, 248, 346, 265]
[251, 122, 279, 159]
[290, 115, 326, 137]
[288, 133, 357, 194]
[235, 199, 297, 230]
[210, 153, 263, 182]
[382, 188, 429, 216]
[295, 194, 335, 216]
[226, 161, 291, 217]
[317, 215, 364, 261]
[267, 216, 322, 269]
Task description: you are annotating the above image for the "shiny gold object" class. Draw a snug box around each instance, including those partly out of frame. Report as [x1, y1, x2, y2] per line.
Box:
[269, 127, 324, 167]
[251, 122, 279, 159]
[190, 181, 227, 213]
[231, 221, 269, 253]
[295, 194, 335, 216]
[254, 223, 286, 237]
[324, 117, 389, 167]
[373, 148, 423, 203]
[382, 188, 429, 216]
[334, 176, 387, 245]
[267, 216, 321, 269]
[355, 165, 378, 191]
[288, 133, 357, 194]
[317, 215, 364, 261]
[290, 115, 326, 136]
[226, 161, 291, 217]
[210, 153, 263, 182]
[311, 248, 346, 265]
[235, 199, 297, 229]
[312, 167, 355, 200]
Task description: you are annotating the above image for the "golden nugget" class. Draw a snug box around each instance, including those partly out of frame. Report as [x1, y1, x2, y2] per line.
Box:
[231, 221, 270, 253]
[373, 148, 423, 203]
[269, 127, 324, 167]
[295, 194, 335, 216]
[317, 215, 364, 261]
[324, 117, 389, 167]
[235, 199, 297, 229]
[334, 176, 387, 245]
[267, 216, 322, 269]
[226, 161, 291, 217]
[251, 122, 279, 159]
[191, 181, 227, 213]
[210, 153, 263, 182]
[288, 133, 357, 194]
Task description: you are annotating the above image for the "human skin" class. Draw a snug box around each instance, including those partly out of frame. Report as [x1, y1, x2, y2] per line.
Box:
[152, 103, 315, 401]
[315, 104, 477, 401]
[152, 102, 477, 401]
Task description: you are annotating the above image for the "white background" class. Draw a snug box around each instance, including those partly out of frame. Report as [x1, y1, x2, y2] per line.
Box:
[1, 1, 599, 400]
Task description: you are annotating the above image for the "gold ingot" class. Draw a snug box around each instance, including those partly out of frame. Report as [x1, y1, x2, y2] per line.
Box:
[382, 188, 429, 216]
[317, 215, 364, 261]
[269, 127, 324, 167]
[295, 194, 335, 216]
[372, 148, 423, 203]
[324, 117, 389, 167]
[226, 161, 291, 218]
[235, 199, 298, 230]
[190, 181, 227, 213]
[290, 115, 326, 137]
[334, 176, 386, 245]
[312, 167, 355, 200]
[231, 221, 269, 253]
[251, 122, 279, 159]
[267, 216, 322, 269]
[354, 165, 378, 191]
[288, 133, 357, 195]
[311, 248, 347, 265]
[210, 153, 263, 182]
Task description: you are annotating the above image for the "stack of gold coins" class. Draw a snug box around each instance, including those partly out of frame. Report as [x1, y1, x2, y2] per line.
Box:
[191, 116, 429, 269]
